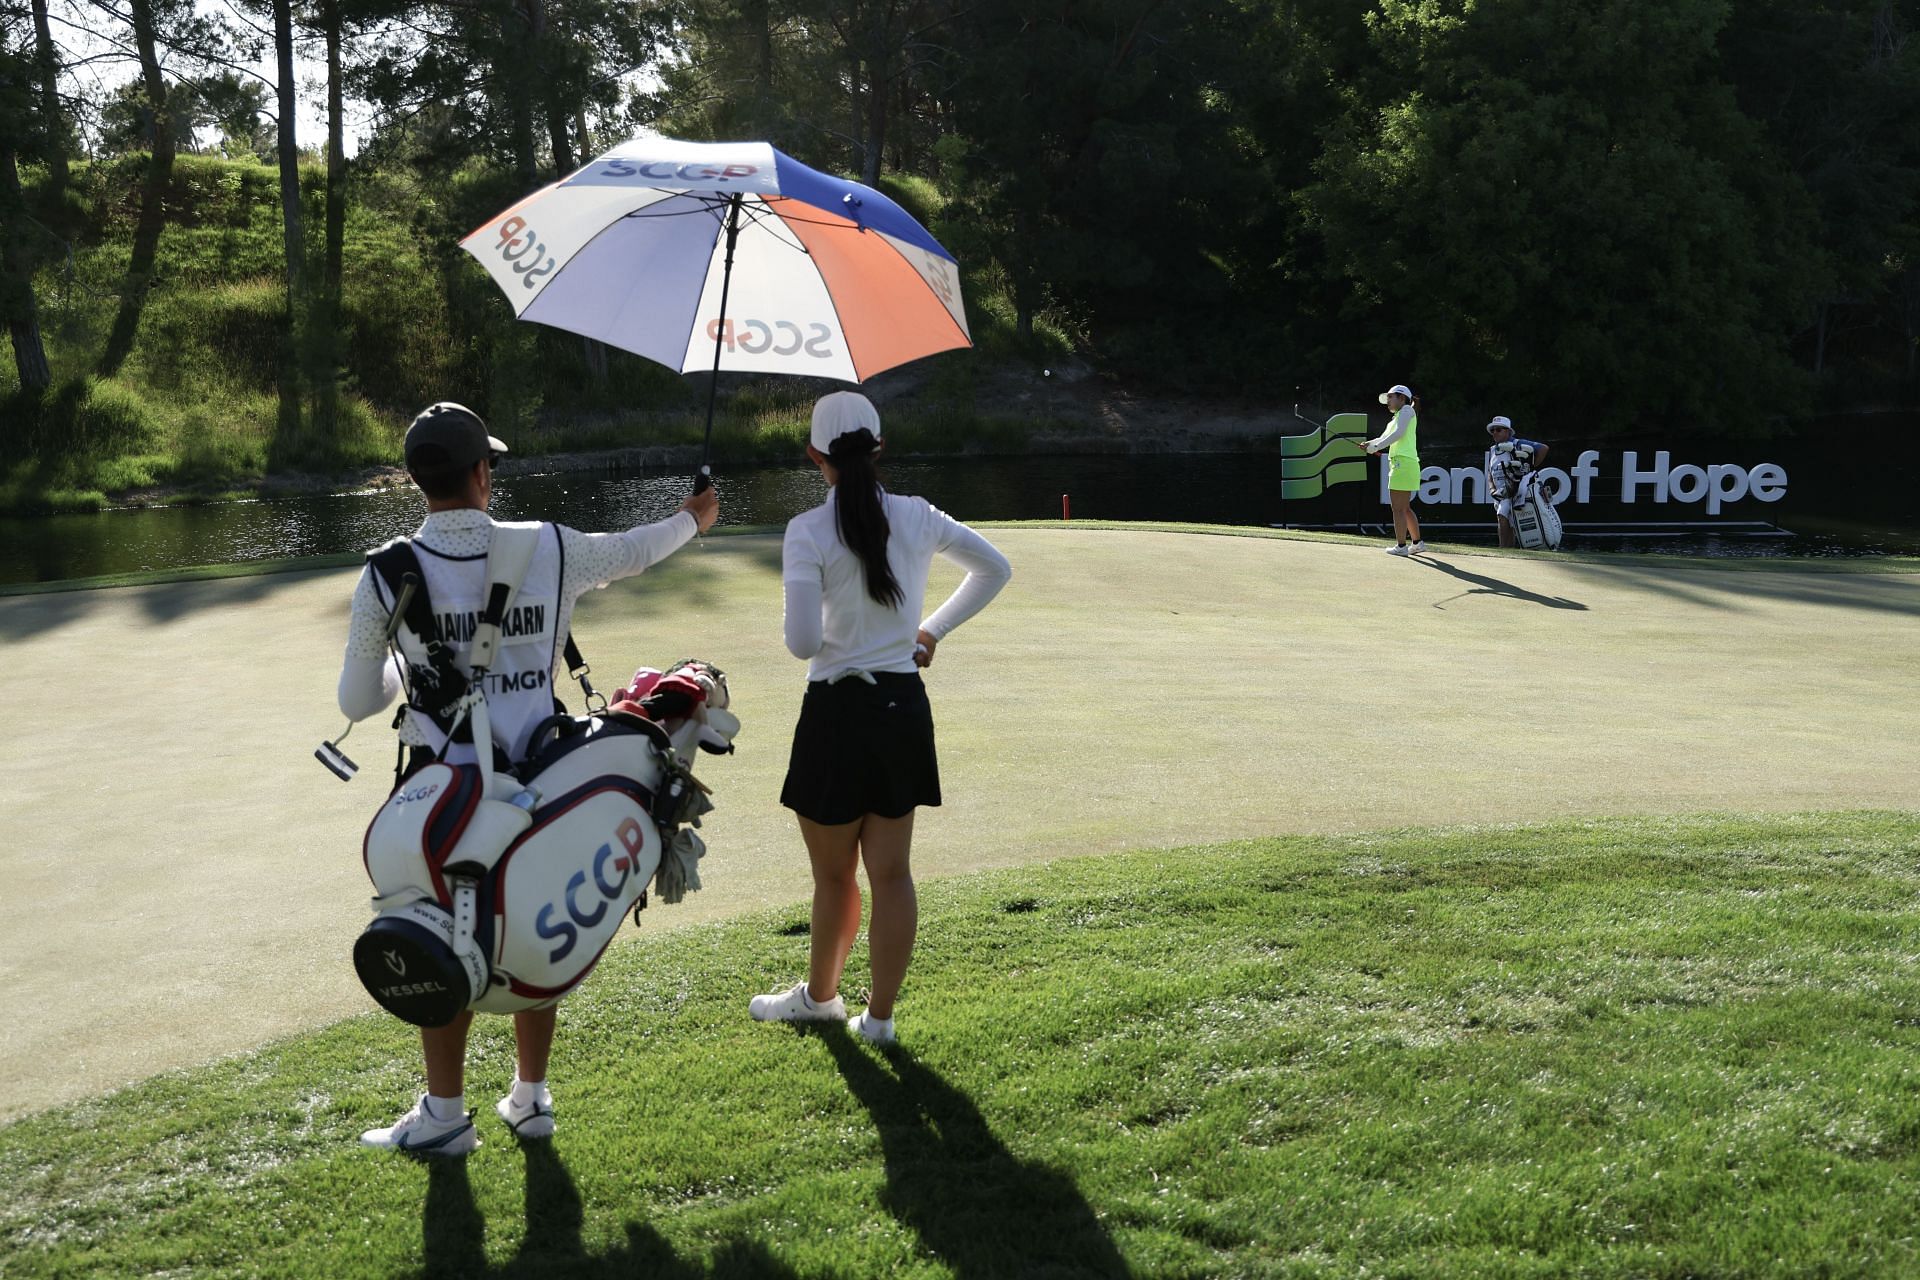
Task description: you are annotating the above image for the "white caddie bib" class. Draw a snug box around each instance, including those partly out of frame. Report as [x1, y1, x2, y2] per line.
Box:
[390, 520, 564, 763]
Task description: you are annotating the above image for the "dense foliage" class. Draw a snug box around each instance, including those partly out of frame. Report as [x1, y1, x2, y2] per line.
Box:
[1, 0, 1916, 472]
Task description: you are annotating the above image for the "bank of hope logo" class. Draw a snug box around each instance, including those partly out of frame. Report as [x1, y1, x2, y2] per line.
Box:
[1277, 414, 1787, 514]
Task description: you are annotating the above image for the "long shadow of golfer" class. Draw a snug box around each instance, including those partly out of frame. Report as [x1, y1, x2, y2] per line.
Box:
[423, 1143, 799, 1279]
[824, 1031, 1132, 1279]
[1417, 555, 1589, 611]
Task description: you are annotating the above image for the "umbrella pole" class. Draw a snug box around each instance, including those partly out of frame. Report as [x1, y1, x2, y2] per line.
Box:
[695, 193, 745, 494]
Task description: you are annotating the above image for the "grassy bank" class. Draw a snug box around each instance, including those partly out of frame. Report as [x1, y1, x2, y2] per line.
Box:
[1, 156, 1075, 516]
[4, 811, 1917, 1278]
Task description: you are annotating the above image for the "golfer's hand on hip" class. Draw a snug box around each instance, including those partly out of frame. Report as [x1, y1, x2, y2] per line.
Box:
[679, 487, 719, 533]
[914, 630, 937, 668]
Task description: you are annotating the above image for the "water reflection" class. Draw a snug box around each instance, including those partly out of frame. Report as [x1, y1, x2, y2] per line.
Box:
[1, 448, 1914, 585]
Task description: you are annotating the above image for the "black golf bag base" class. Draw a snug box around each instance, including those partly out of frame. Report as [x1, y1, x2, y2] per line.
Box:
[352, 901, 475, 1028]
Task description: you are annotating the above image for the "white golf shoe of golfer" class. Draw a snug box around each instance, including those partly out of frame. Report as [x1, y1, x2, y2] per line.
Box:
[749, 981, 846, 1022]
[496, 1085, 556, 1139]
[849, 1009, 897, 1045]
[1384, 544, 1412, 556]
[1409, 540, 1427, 555]
[360, 1095, 479, 1156]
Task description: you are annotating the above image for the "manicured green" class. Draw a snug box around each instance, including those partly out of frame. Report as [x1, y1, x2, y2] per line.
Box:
[4, 811, 1916, 1278]
[3, 520, 1912, 598]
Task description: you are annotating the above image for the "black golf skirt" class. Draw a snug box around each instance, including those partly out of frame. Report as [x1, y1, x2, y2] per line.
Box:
[780, 671, 941, 825]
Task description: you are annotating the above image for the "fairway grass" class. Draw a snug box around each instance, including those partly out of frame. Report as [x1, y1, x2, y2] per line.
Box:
[5, 811, 1918, 1278]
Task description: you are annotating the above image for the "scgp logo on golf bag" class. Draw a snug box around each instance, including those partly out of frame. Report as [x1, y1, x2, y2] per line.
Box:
[535, 816, 647, 962]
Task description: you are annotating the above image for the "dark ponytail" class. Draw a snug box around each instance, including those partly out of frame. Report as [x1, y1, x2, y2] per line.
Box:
[829, 428, 903, 607]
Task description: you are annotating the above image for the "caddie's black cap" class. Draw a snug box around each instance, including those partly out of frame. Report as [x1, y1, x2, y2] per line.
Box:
[404, 401, 508, 471]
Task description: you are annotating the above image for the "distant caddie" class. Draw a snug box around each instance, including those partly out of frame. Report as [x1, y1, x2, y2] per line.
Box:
[1484, 416, 1550, 548]
[336, 401, 717, 1156]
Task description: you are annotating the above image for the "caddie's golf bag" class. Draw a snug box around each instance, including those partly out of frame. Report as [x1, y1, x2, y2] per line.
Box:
[344, 524, 737, 1027]
[1509, 473, 1563, 550]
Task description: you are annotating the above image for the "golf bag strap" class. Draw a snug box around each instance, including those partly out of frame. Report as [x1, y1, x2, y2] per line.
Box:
[469, 524, 541, 673]
[367, 539, 462, 749]
[366, 539, 441, 655]
[563, 633, 605, 712]
[448, 878, 489, 998]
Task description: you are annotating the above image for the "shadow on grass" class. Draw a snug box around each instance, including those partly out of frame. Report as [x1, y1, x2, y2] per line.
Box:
[1417, 554, 1590, 611]
[0, 560, 345, 642]
[824, 1031, 1132, 1279]
[423, 1142, 799, 1279]
[1562, 558, 1920, 618]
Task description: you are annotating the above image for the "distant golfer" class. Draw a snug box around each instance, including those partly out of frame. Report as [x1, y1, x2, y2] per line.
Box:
[750, 391, 1011, 1045]
[1484, 416, 1550, 548]
[1366, 383, 1425, 556]
[337, 401, 716, 1156]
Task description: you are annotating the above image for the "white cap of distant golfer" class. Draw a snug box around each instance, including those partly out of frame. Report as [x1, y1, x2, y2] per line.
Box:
[1378, 383, 1412, 405]
[1487, 415, 1513, 436]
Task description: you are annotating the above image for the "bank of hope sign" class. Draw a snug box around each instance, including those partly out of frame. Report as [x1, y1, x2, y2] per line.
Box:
[1383, 449, 1789, 516]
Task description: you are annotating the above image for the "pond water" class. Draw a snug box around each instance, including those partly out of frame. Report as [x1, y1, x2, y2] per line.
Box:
[2, 433, 1914, 585]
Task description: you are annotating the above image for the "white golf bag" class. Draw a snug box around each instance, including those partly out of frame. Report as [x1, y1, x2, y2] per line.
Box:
[353, 696, 731, 1026]
[1509, 473, 1563, 550]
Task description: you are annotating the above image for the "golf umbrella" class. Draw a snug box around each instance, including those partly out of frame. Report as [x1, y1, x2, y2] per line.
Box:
[459, 135, 971, 479]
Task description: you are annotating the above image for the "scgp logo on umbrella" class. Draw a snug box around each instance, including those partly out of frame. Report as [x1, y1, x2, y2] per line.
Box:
[595, 159, 762, 183]
[493, 217, 558, 288]
[705, 318, 835, 359]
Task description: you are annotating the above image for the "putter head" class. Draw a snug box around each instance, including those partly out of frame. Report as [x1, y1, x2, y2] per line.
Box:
[315, 740, 358, 781]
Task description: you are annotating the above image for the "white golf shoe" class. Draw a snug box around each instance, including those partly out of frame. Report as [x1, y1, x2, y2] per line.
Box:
[360, 1096, 479, 1156]
[849, 1009, 897, 1045]
[496, 1087, 556, 1140]
[749, 981, 845, 1022]
[1384, 543, 1412, 556]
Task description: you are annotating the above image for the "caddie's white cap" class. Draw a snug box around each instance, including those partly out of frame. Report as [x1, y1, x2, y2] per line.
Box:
[1378, 384, 1413, 404]
[1486, 415, 1513, 433]
[810, 390, 883, 455]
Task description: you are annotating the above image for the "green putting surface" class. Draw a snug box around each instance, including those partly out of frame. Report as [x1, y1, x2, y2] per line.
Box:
[2, 527, 1915, 1120]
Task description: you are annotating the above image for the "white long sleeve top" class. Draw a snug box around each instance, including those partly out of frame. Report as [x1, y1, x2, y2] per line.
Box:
[337, 506, 696, 740]
[782, 488, 1011, 682]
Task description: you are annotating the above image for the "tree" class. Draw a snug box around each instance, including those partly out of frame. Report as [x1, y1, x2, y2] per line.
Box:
[29, 0, 68, 198]
[934, 0, 1243, 350]
[353, 0, 662, 188]
[1, 20, 52, 392]
[271, 0, 301, 309]
[1299, 0, 1826, 433]
[97, 0, 186, 375]
[1722, 0, 1920, 382]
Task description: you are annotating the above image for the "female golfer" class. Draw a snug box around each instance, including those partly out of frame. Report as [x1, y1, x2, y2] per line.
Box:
[1366, 383, 1425, 555]
[750, 391, 1011, 1044]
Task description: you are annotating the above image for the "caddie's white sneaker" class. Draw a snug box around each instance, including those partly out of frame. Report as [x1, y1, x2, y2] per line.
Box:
[360, 1096, 479, 1156]
[749, 981, 845, 1022]
[1408, 540, 1427, 555]
[1384, 543, 1412, 556]
[849, 1009, 897, 1045]
[496, 1088, 556, 1140]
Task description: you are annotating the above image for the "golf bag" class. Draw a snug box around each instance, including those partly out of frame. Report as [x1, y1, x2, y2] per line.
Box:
[1509, 473, 1563, 550]
[353, 701, 731, 1026]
